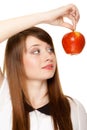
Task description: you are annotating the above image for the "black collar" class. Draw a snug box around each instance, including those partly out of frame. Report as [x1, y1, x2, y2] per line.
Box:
[24, 101, 50, 115]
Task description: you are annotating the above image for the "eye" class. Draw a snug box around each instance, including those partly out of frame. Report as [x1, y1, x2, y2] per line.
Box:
[31, 49, 40, 55]
[47, 47, 54, 53]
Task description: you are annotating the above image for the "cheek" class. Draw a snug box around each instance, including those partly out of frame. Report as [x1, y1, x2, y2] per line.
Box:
[23, 55, 39, 71]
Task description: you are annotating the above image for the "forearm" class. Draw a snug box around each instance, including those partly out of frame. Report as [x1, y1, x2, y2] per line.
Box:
[0, 4, 80, 43]
[0, 12, 46, 43]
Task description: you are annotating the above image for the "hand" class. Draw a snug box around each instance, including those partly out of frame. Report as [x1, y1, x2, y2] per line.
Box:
[0, 68, 4, 86]
[44, 4, 80, 30]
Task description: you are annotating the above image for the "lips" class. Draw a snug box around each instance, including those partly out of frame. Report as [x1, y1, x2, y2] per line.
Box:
[42, 64, 54, 70]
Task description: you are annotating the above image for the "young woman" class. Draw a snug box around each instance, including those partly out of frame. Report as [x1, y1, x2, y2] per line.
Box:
[0, 3, 87, 130]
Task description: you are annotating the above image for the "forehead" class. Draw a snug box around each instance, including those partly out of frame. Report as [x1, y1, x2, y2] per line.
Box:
[25, 36, 50, 48]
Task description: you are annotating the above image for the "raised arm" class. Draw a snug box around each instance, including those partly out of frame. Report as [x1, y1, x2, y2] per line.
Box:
[0, 4, 79, 43]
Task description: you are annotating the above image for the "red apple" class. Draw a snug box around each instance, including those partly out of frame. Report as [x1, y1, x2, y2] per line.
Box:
[62, 31, 85, 54]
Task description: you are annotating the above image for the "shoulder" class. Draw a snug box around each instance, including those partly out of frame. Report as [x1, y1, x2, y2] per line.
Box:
[0, 77, 12, 114]
[68, 98, 87, 129]
[0, 77, 12, 130]
[0, 77, 9, 96]
[68, 98, 87, 114]
[0, 77, 10, 106]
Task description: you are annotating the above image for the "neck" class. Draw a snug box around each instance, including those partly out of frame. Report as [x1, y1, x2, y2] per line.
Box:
[23, 79, 49, 109]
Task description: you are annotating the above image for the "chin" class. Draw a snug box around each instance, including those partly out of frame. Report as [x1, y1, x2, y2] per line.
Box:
[43, 74, 54, 80]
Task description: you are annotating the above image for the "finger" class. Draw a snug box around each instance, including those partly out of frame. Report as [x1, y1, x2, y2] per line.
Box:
[64, 14, 77, 30]
[75, 9, 80, 23]
[61, 22, 74, 31]
[0, 67, 3, 75]
[70, 11, 80, 23]
[0, 67, 1, 73]
[64, 4, 80, 22]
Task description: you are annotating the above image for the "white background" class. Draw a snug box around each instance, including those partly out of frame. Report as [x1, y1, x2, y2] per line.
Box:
[0, 0, 87, 111]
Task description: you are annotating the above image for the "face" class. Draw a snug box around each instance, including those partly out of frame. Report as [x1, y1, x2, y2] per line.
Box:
[23, 36, 57, 81]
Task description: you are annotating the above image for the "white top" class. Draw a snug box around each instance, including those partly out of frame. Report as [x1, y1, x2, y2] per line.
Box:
[0, 78, 87, 130]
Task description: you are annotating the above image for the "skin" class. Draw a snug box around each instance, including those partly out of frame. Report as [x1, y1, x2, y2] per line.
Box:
[0, 4, 80, 107]
[0, 4, 79, 43]
[22, 36, 56, 108]
[0, 68, 4, 86]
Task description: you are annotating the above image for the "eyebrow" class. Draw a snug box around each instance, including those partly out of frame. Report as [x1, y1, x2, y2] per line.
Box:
[31, 44, 41, 47]
[28, 43, 51, 50]
[29, 44, 41, 49]
[27, 44, 41, 50]
[31, 43, 51, 47]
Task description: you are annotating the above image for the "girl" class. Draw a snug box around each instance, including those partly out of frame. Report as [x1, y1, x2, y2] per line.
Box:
[0, 3, 87, 130]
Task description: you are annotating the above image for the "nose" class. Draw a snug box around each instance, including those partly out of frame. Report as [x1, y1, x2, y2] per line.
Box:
[43, 50, 54, 62]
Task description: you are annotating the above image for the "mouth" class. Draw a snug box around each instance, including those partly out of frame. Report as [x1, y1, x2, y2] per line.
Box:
[42, 64, 54, 70]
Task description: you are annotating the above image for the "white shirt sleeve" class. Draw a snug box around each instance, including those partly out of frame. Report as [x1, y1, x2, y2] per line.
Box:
[75, 99, 87, 130]
[69, 98, 87, 130]
[0, 78, 12, 130]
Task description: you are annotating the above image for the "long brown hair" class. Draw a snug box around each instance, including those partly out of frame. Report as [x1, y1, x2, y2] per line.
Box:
[4, 27, 73, 130]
